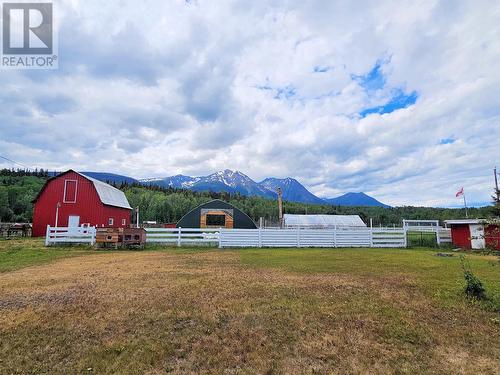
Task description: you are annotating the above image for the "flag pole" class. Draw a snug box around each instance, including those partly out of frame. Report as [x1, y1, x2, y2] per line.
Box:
[463, 192, 468, 218]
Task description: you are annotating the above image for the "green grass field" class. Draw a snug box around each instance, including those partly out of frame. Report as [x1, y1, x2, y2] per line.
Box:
[240, 247, 500, 307]
[0, 238, 95, 273]
[406, 231, 439, 247]
[0, 239, 499, 374]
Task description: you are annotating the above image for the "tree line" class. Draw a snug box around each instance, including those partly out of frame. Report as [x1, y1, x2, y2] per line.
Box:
[0, 175, 46, 222]
[0, 170, 498, 225]
[0, 168, 50, 178]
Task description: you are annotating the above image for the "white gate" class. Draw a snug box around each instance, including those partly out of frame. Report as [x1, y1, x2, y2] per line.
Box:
[145, 227, 220, 245]
[45, 225, 96, 246]
[403, 219, 452, 246]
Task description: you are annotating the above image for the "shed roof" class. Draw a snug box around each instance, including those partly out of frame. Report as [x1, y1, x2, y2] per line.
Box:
[444, 219, 482, 225]
[283, 214, 366, 227]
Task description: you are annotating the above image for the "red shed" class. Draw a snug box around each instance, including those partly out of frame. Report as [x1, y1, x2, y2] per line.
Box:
[444, 219, 500, 250]
[32, 170, 132, 237]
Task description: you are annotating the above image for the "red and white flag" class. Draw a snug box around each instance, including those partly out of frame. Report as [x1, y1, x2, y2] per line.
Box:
[455, 187, 464, 197]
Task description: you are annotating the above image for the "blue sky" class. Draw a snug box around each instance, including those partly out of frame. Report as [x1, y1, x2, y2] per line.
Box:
[0, 0, 499, 207]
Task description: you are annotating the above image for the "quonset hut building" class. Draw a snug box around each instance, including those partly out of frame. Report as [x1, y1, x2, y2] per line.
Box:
[176, 199, 257, 229]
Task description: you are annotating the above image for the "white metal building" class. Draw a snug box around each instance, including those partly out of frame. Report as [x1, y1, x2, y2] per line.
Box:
[283, 214, 366, 228]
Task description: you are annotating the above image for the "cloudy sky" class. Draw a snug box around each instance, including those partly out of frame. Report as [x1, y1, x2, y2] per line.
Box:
[1, 0, 499, 206]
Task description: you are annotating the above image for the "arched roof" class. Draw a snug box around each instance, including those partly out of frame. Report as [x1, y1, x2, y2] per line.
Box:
[176, 199, 257, 229]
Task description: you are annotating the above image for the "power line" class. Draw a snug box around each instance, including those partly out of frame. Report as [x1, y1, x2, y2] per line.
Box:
[0, 155, 34, 170]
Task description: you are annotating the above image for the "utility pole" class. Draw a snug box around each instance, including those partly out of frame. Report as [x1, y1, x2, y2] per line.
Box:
[493, 167, 500, 217]
[494, 166, 499, 202]
[277, 187, 283, 228]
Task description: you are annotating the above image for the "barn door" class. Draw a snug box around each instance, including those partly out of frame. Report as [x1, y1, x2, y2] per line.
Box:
[68, 215, 80, 228]
[470, 224, 485, 250]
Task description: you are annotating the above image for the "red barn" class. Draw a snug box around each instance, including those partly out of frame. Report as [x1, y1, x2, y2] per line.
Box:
[32, 170, 132, 237]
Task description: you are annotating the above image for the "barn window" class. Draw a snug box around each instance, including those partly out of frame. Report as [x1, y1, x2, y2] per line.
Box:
[206, 214, 226, 227]
[121, 218, 126, 226]
[63, 180, 78, 203]
[108, 218, 114, 226]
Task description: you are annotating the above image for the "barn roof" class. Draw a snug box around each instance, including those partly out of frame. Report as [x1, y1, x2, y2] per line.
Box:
[33, 170, 132, 210]
[283, 214, 366, 227]
[76, 172, 132, 210]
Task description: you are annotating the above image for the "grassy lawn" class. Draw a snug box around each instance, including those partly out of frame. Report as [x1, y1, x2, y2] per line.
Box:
[0, 240, 499, 374]
[0, 238, 96, 273]
[239, 248, 500, 308]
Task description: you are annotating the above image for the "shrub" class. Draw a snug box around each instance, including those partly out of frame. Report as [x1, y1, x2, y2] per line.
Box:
[460, 255, 486, 300]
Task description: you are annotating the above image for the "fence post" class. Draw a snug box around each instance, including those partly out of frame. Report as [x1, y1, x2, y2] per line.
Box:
[334, 224, 337, 248]
[370, 219, 373, 248]
[403, 227, 408, 248]
[45, 225, 50, 246]
[218, 228, 222, 249]
[177, 227, 182, 247]
[297, 226, 301, 248]
[258, 227, 262, 248]
[436, 227, 441, 247]
[91, 227, 96, 246]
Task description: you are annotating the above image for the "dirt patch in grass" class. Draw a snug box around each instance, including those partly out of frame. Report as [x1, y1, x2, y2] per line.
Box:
[0, 250, 499, 374]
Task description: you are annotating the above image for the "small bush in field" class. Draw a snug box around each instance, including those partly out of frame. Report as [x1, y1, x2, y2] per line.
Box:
[460, 255, 486, 300]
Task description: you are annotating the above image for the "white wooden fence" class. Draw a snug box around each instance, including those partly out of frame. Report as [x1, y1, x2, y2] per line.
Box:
[437, 228, 452, 245]
[145, 227, 220, 245]
[45, 225, 96, 246]
[217, 227, 407, 248]
[144, 227, 407, 248]
[372, 228, 408, 248]
[44, 225, 448, 249]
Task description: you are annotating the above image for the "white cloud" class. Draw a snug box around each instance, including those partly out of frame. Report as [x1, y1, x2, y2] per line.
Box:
[0, 0, 499, 207]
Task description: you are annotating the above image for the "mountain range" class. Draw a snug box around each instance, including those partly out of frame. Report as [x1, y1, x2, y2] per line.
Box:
[141, 170, 276, 199]
[324, 192, 390, 208]
[81, 169, 389, 207]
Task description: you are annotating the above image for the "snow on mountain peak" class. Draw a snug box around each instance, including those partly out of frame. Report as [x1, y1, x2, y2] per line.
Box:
[137, 170, 387, 206]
